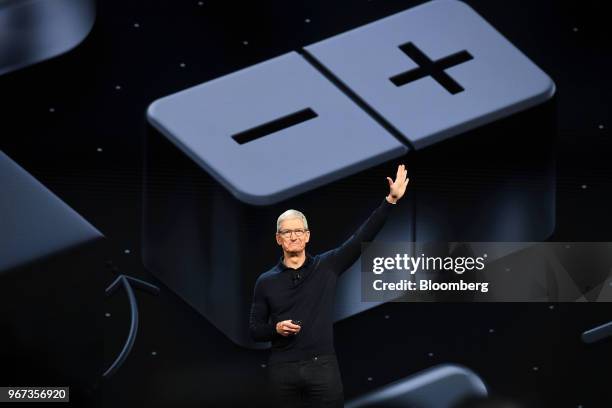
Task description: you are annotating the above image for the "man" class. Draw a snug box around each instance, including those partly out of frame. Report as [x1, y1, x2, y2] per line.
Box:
[249, 164, 410, 407]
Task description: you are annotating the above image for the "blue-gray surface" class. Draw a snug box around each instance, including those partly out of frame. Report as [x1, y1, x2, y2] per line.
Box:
[0, 0, 96, 76]
[304, 0, 555, 149]
[147, 51, 408, 206]
[0, 150, 103, 273]
[147, 0, 555, 206]
[345, 364, 487, 408]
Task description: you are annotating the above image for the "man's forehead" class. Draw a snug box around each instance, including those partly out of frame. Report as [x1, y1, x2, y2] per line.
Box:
[279, 217, 306, 229]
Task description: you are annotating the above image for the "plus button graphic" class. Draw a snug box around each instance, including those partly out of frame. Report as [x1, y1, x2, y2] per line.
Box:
[390, 42, 474, 94]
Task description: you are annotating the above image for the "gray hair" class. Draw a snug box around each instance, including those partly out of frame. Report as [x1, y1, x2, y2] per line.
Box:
[276, 209, 308, 232]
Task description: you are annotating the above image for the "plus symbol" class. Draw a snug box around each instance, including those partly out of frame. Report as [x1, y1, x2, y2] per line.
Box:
[390, 42, 474, 94]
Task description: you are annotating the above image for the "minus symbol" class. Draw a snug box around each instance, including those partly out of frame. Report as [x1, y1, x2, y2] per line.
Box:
[232, 108, 318, 145]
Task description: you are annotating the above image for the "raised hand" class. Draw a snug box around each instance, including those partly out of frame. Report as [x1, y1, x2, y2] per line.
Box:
[386, 164, 410, 204]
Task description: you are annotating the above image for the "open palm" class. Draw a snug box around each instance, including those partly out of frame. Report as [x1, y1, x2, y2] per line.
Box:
[386, 164, 410, 202]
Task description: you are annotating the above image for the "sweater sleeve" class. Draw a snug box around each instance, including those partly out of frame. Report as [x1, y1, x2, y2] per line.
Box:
[248, 276, 277, 342]
[328, 197, 395, 276]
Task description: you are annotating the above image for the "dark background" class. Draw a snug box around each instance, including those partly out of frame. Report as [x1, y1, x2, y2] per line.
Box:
[1, 0, 610, 406]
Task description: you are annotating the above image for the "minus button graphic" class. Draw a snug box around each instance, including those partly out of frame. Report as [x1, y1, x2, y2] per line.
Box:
[232, 108, 318, 145]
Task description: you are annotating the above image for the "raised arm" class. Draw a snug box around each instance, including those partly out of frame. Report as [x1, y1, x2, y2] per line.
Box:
[248, 277, 277, 342]
[328, 164, 410, 276]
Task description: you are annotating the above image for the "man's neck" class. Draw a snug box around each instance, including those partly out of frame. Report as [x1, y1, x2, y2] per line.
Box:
[283, 251, 306, 269]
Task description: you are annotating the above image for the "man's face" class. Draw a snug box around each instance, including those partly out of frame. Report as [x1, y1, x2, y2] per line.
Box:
[276, 217, 310, 254]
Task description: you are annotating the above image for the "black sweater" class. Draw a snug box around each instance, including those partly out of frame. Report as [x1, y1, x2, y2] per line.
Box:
[249, 197, 395, 364]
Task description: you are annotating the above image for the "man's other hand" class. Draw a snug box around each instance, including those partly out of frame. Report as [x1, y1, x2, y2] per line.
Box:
[276, 320, 301, 336]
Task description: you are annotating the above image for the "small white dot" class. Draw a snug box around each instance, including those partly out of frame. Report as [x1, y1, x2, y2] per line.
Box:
[243, 40, 249, 45]
[179, 62, 186, 68]
[115, 85, 121, 90]
[549, 305, 555, 310]
[124, 249, 131, 254]
[489, 328, 495, 333]
[598, 124, 604, 130]
[384, 315, 390, 319]
[305, 18, 311, 23]
[581, 184, 587, 189]
[367, 377, 373, 381]
[505, 267, 511, 272]
[97, 147, 103, 152]
[134, 23, 140, 28]
[573, 27, 578, 32]
[151, 351, 157, 356]
[260, 363, 267, 368]
[105, 312, 111, 317]
[532, 366, 539, 371]
[428, 352, 434, 357]
[198, 1, 204, 5]
[49, 108, 55, 113]
[483, 253, 487, 258]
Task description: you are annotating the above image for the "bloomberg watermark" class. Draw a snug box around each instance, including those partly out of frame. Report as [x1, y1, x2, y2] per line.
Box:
[361, 242, 612, 302]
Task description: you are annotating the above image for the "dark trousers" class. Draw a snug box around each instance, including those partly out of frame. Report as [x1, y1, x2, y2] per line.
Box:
[267, 354, 344, 408]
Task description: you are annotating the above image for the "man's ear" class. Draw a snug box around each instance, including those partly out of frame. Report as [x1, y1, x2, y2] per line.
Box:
[275, 234, 283, 246]
[304, 231, 310, 243]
